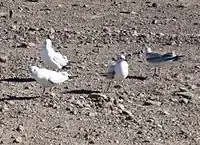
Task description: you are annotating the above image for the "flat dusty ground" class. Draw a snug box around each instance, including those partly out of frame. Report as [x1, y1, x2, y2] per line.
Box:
[0, 0, 200, 144]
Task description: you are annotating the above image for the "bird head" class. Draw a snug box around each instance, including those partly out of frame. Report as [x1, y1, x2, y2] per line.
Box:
[117, 54, 126, 61]
[44, 39, 53, 51]
[138, 45, 152, 59]
[144, 45, 152, 53]
[29, 66, 39, 75]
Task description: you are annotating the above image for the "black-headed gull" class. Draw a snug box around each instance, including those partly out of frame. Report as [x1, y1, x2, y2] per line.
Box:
[139, 46, 184, 76]
[30, 66, 70, 95]
[41, 39, 70, 70]
[106, 54, 129, 92]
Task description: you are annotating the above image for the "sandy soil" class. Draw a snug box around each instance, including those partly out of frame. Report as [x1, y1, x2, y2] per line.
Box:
[0, 0, 200, 144]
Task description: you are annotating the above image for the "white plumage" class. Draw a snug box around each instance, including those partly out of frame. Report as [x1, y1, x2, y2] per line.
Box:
[41, 39, 69, 69]
[106, 54, 129, 91]
[30, 66, 70, 94]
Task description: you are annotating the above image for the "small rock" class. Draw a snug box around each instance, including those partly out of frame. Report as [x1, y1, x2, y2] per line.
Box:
[72, 100, 83, 108]
[103, 27, 111, 33]
[152, 2, 158, 8]
[157, 32, 165, 37]
[117, 103, 125, 110]
[14, 136, 22, 143]
[131, 11, 138, 15]
[82, 4, 89, 8]
[179, 87, 188, 92]
[0, 104, 9, 112]
[57, 4, 63, 8]
[88, 93, 108, 101]
[170, 41, 176, 45]
[180, 98, 189, 104]
[114, 140, 120, 144]
[143, 100, 162, 106]
[88, 112, 97, 117]
[0, 140, 4, 144]
[77, 65, 85, 70]
[114, 84, 123, 89]
[6, 100, 15, 105]
[16, 125, 25, 132]
[0, 55, 7, 63]
[188, 84, 197, 90]
[0, 12, 7, 18]
[117, 103, 134, 119]
[28, 42, 35, 47]
[50, 27, 55, 33]
[26, 0, 39, 2]
[152, 19, 158, 24]
[176, 91, 194, 99]
[71, 108, 78, 115]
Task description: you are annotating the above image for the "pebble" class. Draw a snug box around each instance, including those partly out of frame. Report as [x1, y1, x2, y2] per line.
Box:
[152, 19, 158, 24]
[88, 93, 108, 101]
[28, 42, 35, 47]
[0, 104, 9, 112]
[103, 27, 111, 33]
[0, 55, 7, 63]
[176, 91, 194, 99]
[179, 87, 188, 92]
[14, 136, 22, 143]
[143, 100, 162, 106]
[114, 140, 120, 144]
[180, 98, 189, 104]
[6, 100, 15, 105]
[16, 125, 25, 132]
[152, 2, 158, 8]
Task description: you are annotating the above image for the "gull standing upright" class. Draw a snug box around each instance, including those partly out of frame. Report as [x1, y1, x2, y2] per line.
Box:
[41, 39, 70, 70]
[30, 66, 70, 95]
[106, 54, 129, 92]
[139, 45, 184, 76]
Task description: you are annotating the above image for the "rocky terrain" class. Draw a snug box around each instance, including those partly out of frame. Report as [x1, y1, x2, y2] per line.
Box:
[0, 0, 200, 144]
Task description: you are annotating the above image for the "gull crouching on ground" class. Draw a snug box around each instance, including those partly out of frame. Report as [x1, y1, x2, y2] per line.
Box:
[139, 46, 184, 76]
[41, 39, 71, 70]
[106, 54, 129, 92]
[30, 66, 70, 95]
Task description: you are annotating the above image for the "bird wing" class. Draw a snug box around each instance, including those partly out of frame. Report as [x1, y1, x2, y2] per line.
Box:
[146, 52, 162, 59]
[51, 52, 69, 66]
[107, 62, 116, 79]
[48, 72, 69, 84]
[161, 52, 178, 61]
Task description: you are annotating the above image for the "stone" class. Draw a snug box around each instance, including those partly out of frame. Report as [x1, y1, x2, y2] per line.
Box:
[88, 93, 108, 101]
[143, 100, 162, 106]
[152, 2, 158, 8]
[14, 136, 22, 143]
[0, 55, 7, 63]
[176, 91, 194, 99]
[16, 125, 25, 132]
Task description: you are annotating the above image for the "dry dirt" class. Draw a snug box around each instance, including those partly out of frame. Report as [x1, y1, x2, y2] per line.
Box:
[0, 0, 200, 145]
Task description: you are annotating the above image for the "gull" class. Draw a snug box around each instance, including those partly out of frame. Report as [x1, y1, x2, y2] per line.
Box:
[139, 46, 184, 76]
[30, 66, 70, 95]
[41, 39, 71, 70]
[106, 54, 129, 92]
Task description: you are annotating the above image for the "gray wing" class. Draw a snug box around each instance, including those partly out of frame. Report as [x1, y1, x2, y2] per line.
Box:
[107, 62, 115, 79]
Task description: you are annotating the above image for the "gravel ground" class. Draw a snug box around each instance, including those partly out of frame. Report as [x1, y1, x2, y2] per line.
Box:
[0, 0, 200, 144]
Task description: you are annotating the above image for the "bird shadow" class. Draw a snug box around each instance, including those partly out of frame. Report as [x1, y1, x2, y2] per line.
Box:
[0, 95, 39, 102]
[0, 77, 35, 83]
[127, 75, 147, 81]
[64, 89, 101, 95]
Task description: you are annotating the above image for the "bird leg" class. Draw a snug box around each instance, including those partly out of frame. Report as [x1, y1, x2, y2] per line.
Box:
[50, 87, 53, 92]
[105, 81, 112, 92]
[42, 87, 46, 94]
[49, 87, 56, 97]
[153, 67, 159, 77]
